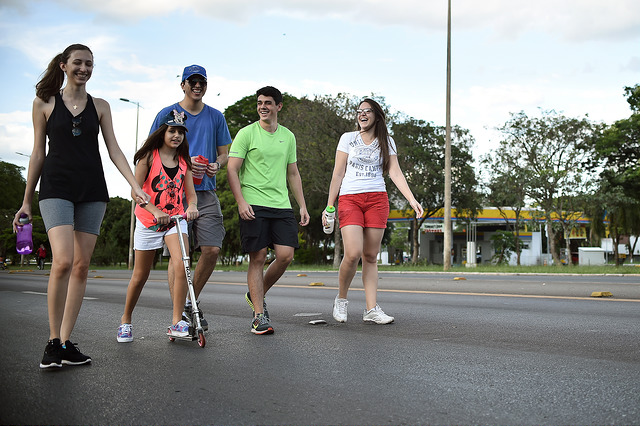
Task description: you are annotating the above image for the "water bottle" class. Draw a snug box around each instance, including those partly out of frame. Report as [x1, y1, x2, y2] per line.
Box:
[16, 214, 33, 255]
[323, 206, 336, 234]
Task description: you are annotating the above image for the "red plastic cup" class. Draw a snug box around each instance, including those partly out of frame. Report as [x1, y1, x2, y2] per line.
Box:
[193, 155, 209, 185]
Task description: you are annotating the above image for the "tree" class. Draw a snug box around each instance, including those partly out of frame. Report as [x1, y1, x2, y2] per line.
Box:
[214, 94, 258, 263]
[592, 84, 640, 201]
[490, 230, 517, 265]
[587, 84, 640, 265]
[0, 161, 46, 264]
[93, 197, 133, 266]
[498, 110, 598, 265]
[480, 147, 528, 265]
[391, 118, 480, 263]
[215, 166, 243, 265]
[281, 94, 357, 265]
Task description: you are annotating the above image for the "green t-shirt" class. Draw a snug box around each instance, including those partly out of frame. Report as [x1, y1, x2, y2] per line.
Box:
[229, 121, 297, 209]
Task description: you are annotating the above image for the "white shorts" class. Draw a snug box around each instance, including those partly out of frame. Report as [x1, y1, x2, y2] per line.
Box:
[133, 218, 188, 251]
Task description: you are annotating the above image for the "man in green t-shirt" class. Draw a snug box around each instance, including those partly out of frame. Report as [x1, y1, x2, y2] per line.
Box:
[227, 86, 309, 335]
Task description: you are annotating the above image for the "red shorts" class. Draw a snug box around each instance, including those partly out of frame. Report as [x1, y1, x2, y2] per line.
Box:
[338, 192, 389, 229]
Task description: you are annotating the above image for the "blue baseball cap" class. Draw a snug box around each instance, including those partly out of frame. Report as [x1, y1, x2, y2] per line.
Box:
[163, 109, 188, 131]
[182, 64, 207, 82]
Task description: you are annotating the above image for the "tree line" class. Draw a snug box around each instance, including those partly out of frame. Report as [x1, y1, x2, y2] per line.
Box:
[1, 84, 637, 266]
[481, 84, 640, 265]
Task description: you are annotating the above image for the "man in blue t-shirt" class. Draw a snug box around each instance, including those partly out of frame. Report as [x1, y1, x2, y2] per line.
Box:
[150, 64, 232, 331]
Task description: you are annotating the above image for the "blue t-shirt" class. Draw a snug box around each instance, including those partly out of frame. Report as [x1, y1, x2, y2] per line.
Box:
[150, 103, 232, 191]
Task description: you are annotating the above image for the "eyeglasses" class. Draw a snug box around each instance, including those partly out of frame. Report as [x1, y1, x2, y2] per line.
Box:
[356, 108, 374, 115]
[72, 116, 82, 137]
[187, 77, 207, 87]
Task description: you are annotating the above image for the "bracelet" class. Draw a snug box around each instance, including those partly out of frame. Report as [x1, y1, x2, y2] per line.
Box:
[215, 161, 221, 169]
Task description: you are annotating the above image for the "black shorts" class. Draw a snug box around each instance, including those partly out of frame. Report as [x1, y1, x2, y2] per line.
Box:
[239, 206, 299, 253]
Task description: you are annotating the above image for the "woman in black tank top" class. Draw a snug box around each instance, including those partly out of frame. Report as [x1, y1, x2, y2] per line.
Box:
[12, 44, 150, 369]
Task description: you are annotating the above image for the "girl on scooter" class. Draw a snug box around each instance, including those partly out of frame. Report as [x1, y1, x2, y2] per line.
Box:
[117, 110, 198, 342]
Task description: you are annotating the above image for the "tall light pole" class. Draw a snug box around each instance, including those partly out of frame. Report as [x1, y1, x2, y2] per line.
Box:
[120, 98, 141, 270]
[443, 0, 453, 271]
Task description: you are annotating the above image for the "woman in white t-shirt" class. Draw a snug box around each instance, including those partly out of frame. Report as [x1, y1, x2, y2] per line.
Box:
[324, 98, 423, 324]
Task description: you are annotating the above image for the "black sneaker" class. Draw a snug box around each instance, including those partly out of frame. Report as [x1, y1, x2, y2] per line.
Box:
[184, 302, 208, 331]
[40, 338, 63, 369]
[61, 341, 91, 366]
[251, 313, 274, 335]
[245, 292, 269, 320]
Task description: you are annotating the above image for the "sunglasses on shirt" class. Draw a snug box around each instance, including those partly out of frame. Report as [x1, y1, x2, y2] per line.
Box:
[72, 116, 82, 137]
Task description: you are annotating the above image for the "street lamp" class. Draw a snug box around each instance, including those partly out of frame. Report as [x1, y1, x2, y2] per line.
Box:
[120, 98, 141, 270]
[443, 0, 453, 271]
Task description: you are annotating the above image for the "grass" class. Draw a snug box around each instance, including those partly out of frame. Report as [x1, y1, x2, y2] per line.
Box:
[377, 263, 640, 275]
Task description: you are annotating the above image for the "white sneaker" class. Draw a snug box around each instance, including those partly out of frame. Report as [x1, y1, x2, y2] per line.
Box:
[117, 323, 133, 343]
[333, 296, 348, 322]
[363, 305, 394, 324]
[167, 319, 190, 338]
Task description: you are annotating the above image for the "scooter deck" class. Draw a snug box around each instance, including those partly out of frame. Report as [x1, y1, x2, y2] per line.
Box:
[168, 334, 198, 342]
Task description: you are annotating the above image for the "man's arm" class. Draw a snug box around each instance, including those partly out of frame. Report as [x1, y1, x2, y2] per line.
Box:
[227, 156, 255, 221]
[206, 144, 229, 177]
[287, 162, 309, 226]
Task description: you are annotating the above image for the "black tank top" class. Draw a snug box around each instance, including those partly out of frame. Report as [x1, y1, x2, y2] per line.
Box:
[40, 93, 109, 203]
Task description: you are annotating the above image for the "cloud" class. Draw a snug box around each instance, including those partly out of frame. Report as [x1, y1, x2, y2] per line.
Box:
[622, 56, 640, 73]
[0, 111, 35, 170]
[7, 0, 640, 41]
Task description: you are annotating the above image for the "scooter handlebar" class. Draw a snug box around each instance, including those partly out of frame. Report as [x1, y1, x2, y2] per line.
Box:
[152, 213, 188, 224]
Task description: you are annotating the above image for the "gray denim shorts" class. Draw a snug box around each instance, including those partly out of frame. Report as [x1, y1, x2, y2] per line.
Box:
[191, 190, 225, 249]
[39, 198, 107, 235]
[162, 190, 225, 256]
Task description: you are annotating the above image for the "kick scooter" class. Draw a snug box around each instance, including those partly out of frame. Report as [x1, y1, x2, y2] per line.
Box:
[166, 214, 206, 348]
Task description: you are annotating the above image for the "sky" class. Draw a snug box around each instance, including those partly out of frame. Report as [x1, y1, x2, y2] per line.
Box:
[1, 0, 639, 200]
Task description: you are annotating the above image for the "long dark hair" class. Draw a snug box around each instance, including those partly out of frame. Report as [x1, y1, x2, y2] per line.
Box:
[357, 98, 394, 174]
[134, 124, 192, 170]
[35, 44, 93, 102]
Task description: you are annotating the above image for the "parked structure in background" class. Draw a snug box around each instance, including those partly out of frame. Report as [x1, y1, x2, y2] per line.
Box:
[384, 207, 638, 266]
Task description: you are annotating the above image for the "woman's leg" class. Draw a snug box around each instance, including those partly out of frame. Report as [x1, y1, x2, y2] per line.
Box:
[165, 233, 189, 325]
[60, 230, 98, 342]
[361, 227, 385, 311]
[45, 225, 75, 340]
[120, 250, 157, 324]
[338, 225, 364, 299]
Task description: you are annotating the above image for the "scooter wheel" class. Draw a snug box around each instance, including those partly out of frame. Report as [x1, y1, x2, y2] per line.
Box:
[168, 336, 175, 342]
[198, 331, 206, 348]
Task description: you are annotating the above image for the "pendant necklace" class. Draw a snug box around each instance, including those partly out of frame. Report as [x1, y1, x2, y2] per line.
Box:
[62, 90, 78, 110]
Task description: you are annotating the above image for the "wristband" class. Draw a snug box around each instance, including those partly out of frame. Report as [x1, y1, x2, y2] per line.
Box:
[215, 161, 221, 170]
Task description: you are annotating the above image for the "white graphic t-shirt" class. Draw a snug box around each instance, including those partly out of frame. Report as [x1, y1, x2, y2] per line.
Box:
[337, 131, 397, 195]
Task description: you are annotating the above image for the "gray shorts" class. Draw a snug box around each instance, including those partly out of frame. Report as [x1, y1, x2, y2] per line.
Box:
[162, 190, 225, 256]
[190, 190, 225, 249]
[39, 198, 107, 235]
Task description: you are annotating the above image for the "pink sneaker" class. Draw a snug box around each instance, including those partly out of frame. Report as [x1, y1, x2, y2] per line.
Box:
[167, 320, 190, 337]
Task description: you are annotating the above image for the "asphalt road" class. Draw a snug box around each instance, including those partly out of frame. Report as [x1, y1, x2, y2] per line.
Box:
[1, 269, 639, 425]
